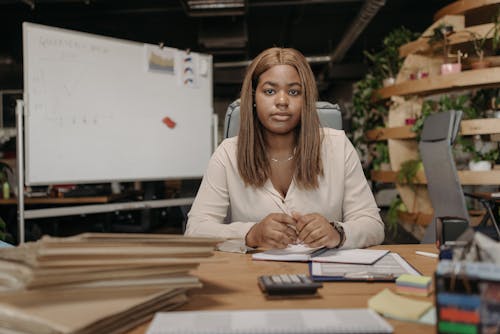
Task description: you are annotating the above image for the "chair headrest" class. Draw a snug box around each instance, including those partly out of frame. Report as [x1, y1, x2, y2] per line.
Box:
[223, 100, 342, 138]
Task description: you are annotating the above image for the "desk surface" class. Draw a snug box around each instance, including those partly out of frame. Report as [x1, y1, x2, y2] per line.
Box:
[128, 244, 438, 334]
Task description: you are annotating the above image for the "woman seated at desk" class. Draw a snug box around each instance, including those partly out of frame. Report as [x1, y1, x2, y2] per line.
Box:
[185, 47, 384, 249]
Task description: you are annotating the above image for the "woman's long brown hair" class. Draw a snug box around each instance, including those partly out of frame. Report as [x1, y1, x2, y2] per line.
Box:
[237, 47, 323, 189]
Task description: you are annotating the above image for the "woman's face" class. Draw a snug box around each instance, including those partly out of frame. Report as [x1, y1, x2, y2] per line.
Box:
[254, 64, 303, 136]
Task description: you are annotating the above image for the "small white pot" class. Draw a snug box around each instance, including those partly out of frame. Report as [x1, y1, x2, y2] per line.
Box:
[468, 160, 492, 171]
[382, 77, 395, 87]
[494, 110, 500, 119]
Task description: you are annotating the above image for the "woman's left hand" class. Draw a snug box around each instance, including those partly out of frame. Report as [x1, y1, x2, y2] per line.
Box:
[292, 212, 340, 248]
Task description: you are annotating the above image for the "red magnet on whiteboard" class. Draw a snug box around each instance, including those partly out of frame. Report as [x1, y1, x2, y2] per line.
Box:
[162, 116, 176, 129]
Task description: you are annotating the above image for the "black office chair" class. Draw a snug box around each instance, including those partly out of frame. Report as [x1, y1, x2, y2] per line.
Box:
[419, 110, 500, 244]
[224, 99, 343, 138]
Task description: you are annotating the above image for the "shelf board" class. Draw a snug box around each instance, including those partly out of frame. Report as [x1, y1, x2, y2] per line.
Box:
[460, 118, 500, 135]
[366, 119, 500, 142]
[373, 67, 500, 101]
[399, 23, 495, 58]
[365, 126, 416, 141]
[371, 170, 500, 185]
[435, 0, 500, 20]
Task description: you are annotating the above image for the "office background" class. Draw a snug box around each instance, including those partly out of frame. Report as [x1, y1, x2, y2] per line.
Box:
[1, 0, 495, 243]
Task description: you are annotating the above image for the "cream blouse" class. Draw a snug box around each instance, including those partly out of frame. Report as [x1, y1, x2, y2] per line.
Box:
[185, 128, 385, 249]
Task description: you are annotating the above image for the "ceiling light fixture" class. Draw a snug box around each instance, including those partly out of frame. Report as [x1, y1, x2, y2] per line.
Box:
[181, 0, 246, 17]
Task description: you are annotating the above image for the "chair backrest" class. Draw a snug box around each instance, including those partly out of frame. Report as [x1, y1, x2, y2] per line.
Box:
[419, 110, 469, 243]
[223, 100, 342, 138]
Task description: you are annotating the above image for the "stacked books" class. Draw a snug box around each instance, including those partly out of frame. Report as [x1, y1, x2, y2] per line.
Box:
[395, 274, 433, 296]
[0, 233, 220, 334]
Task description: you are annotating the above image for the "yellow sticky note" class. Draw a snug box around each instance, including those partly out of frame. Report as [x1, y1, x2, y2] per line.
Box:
[396, 274, 432, 286]
[368, 288, 433, 321]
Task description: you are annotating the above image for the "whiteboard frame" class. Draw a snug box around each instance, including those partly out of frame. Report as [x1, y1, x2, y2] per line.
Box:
[23, 22, 213, 185]
[18, 23, 219, 242]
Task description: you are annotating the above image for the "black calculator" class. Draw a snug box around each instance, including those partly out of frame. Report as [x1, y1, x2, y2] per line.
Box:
[258, 274, 323, 296]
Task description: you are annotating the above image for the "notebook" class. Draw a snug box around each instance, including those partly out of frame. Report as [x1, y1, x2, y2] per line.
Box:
[146, 308, 393, 334]
[309, 252, 420, 281]
[252, 245, 389, 265]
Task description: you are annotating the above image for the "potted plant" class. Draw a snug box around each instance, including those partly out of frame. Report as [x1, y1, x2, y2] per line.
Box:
[492, 96, 500, 118]
[0, 161, 12, 199]
[396, 159, 423, 190]
[371, 142, 391, 171]
[460, 136, 499, 171]
[428, 23, 466, 75]
[467, 10, 500, 69]
[364, 27, 419, 87]
[386, 196, 407, 238]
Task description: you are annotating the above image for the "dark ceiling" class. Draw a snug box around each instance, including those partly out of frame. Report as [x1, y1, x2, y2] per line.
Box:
[0, 0, 454, 97]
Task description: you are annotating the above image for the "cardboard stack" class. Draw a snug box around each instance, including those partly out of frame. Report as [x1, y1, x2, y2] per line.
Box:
[0, 233, 221, 334]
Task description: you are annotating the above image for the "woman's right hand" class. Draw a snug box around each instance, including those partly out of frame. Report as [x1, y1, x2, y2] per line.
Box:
[245, 213, 298, 249]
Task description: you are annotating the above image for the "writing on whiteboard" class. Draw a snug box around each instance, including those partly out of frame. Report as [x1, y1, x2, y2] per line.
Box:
[38, 36, 109, 55]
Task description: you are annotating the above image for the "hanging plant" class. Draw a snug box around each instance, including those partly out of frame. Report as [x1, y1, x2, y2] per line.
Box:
[352, 26, 418, 173]
[386, 196, 407, 238]
[371, 142, 390, 171]
[396, 159, 423, 191]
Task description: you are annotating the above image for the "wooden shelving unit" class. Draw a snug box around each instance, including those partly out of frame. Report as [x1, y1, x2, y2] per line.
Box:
[371, 170, 500, 185]
[399, 23, 495, 57]
[373, 67, 500, 101]
[365, 119, 500, 142]
[434, 0, 500, 20]
[365, 0, 500, 240]
[365, 126, 415, 141]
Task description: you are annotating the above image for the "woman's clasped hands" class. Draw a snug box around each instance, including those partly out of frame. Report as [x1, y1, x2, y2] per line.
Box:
[245, 211, 340, 249]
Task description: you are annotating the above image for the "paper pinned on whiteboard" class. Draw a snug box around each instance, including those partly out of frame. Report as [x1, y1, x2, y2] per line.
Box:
[144, 45, 175, 74]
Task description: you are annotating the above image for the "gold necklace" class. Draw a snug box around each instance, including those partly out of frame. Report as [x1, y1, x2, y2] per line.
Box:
[269, 147, 296, 163]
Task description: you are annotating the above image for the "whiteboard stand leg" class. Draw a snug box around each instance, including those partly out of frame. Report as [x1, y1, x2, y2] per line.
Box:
[15, 99, 25, 244]
[212, 113, 218, 152]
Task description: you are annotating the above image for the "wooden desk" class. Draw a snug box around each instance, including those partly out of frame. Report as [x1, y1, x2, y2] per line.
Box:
[128, 244, 439, 334]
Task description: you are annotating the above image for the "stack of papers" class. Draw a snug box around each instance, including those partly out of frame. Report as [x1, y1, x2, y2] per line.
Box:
[310, 252, 420, 281]
[0, 233, 220, 334]
[252, 245, 389, 264]
[396, 274, 433, 296]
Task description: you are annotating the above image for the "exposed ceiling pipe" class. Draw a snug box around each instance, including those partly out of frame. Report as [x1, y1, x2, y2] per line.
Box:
[328, 0, 385, 63]
[213, 0, 383, 70]
[316, 0, 385, 88]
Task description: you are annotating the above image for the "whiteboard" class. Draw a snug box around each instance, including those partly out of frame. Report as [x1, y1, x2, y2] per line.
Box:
[23, 22, 213, 185]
